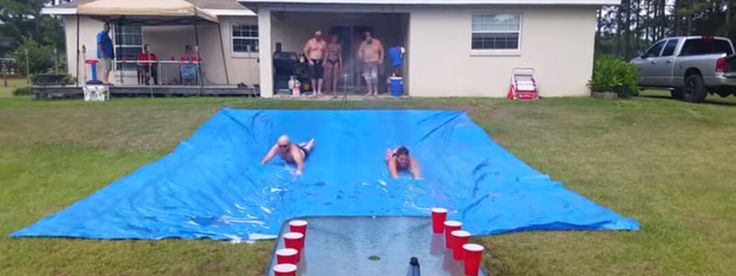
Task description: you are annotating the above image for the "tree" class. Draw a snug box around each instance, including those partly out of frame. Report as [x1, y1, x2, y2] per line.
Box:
[0, 0, 65, 52]
[723, 0, 731, 36]
[597, 0, 736, 57]
[12, 38, 55, 75]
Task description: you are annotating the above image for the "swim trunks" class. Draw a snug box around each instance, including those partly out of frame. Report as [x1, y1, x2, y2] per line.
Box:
[310, 59, 324, 79]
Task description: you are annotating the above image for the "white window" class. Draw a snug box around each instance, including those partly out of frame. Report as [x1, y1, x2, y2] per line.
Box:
[232, 24, 258, 53]
[472, 14, 521, 51]
[114, 24, 143, 70]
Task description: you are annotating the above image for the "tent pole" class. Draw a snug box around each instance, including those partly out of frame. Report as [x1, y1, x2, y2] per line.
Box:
[76, 15, 80, 86]
[193, 21, 203, 96]
[118, 18, 124, 85]
[217, 23, 230, 85]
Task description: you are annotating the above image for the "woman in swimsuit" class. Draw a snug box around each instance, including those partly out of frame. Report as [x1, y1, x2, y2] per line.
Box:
[261, 135, 316, 175]
[323, 35, 343, 95]
[385, 146, 421, 179]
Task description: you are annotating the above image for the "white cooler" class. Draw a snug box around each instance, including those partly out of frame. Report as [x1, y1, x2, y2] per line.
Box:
[83, 85, 109, 102]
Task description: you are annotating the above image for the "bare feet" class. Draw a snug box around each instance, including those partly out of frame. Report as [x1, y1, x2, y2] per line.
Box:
[302, 138, 316, 151]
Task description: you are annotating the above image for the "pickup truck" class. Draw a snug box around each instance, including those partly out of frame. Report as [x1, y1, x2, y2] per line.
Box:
[630, 36, 736, 102]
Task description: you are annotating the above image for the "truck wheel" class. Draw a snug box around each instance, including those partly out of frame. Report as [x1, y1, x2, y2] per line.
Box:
[670, 88, 684, 100]
[682, 74, 707, 103]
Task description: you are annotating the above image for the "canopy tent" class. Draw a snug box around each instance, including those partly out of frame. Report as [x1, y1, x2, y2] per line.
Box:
[77, 0, 218, 23]
[70, 0, 230, 86]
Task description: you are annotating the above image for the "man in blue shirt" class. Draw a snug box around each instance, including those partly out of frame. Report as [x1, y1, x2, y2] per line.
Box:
[97, 23, 114, 85]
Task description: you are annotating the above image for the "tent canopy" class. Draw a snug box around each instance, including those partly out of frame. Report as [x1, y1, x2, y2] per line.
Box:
[77, 0, 218, 23]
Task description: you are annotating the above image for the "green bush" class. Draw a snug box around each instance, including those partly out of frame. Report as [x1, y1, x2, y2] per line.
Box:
[12, 87, 30, 96]
[589, 55, 640, 98]
[31, 73, 73, 86]
[12, 38, 54, 76]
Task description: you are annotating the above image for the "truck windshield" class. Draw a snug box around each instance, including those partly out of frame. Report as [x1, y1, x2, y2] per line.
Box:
[680, 38, 734, 56]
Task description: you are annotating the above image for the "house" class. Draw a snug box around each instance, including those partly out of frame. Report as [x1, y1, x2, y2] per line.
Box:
[42, 0, 618, 98]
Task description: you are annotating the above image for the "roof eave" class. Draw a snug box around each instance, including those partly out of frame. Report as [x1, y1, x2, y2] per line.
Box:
[41, 7, 78, 15]
[203, 9, 256, 16]
[239, 0, 620, 4]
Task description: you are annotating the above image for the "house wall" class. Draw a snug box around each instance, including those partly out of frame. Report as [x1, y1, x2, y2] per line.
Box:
[62, 15, 259, 86]
[407, 5, 597, 97]
[63, 16, 103, 84]
[217, 16, 261, 85]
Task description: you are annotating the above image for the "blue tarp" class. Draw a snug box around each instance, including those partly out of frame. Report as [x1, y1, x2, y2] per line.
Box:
[12, 109, 639, 240]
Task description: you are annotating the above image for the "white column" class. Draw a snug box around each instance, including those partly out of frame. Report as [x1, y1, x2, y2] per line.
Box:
[257, 8, 274, 97]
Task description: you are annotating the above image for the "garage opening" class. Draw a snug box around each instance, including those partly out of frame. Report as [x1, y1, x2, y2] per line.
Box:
[271, 11, 409, 95]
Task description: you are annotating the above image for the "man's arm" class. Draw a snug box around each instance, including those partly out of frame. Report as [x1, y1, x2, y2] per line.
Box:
[357, 42, 365, 61]
[96, 33, 107, 58]
[98, 43, 105, 58]
[260, 144, 278, 164]
[388, 158, 399, 179]
[322, 44, 328, 64]
[303, 40, 313, 64]
[377, 41, 385, 64]
[291, 146, 305, 175]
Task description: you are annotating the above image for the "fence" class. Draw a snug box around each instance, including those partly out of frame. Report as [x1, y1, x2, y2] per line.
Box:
[1, 58, 19, 87]
[115, 60, 205, 86]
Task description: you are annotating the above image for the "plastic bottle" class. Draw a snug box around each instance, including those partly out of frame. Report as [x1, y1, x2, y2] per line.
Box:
[288, 76, 301, 96]
[406, 257, 420, 276]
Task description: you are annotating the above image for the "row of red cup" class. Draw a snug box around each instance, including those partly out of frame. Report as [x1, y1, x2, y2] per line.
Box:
[272, 220, 308, 276]
[432, 208, 485, 276]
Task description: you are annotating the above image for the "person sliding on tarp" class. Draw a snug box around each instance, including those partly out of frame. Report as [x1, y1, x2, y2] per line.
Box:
[385, 146, 421, 179]
[261, 135, 315, 175]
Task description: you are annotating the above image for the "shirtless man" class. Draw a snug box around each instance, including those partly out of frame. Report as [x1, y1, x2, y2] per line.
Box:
[358, 32, 384, 96]
[303, 30, 327, 96]
[385, 146, 421, 179]
[261, 135, 316, 175]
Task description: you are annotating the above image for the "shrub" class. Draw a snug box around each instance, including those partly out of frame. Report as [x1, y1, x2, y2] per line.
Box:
[589, 55, 640, 98]
[13, 87, 30, 96]
[31, 73, 73, 86]
[12, 38, 55, 76]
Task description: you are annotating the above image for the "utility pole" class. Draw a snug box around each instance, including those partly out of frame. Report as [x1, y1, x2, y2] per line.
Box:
[727, 0, 732, 37]
[54, 48, 59, 74]
[25, 49, 30, 85]
[2, 61, 7, 88]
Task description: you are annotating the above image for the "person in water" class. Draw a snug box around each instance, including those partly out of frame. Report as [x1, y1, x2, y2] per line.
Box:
[385, 146, 421, 179]
[261, 135, 315, 175]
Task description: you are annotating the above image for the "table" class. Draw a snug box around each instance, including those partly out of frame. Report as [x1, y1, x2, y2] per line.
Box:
[267, 216, 487, 276]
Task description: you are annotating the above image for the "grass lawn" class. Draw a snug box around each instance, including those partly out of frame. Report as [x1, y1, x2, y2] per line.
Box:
[1, 95, 735, 275]
[0, 78, 28, 98]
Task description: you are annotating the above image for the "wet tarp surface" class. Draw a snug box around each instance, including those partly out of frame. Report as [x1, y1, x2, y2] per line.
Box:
[12, 109, 639, 240]
[267, 217, 487, 276]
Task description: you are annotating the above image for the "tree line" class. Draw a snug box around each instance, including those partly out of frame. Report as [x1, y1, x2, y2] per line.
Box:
[2, 1, 734, 62]
[598, 0, 735, 59]
[0, 0, 67, 56]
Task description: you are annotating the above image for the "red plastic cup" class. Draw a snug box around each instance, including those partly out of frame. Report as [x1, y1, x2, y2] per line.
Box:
[276, 248, 299, 265]
[444, 220, 462, 248]
[463, 243, 484, 276]
[289, 220, 308, 236]
[283, 232, 305, 249]
[451, 230, 471, 260]
[431, 208, 448, 233]
[273, 263, 297, 276]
